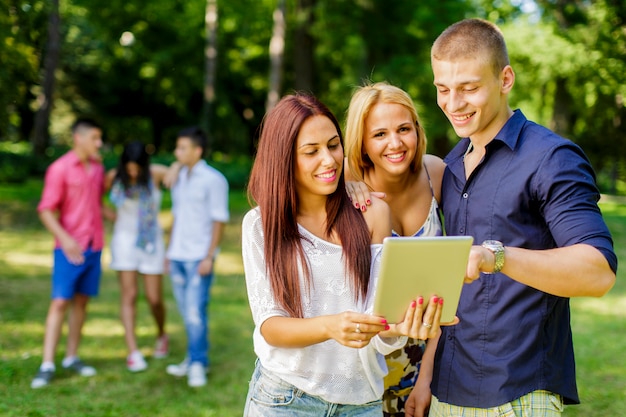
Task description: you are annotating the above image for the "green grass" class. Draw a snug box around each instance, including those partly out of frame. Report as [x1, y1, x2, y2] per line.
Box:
[565, 200, 626, 416]
[0, 181, 254, 417]
[0, 182, 624, 416]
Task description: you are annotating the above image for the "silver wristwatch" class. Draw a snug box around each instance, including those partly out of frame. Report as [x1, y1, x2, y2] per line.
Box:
[481, 240, 505, 274]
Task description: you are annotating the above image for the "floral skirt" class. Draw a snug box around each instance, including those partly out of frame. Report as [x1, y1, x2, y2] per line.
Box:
[382, 338, 426, 416]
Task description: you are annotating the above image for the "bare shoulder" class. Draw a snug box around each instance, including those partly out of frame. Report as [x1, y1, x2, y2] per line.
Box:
[423, 154, 445, 202]
[361, 196, 392, 244]
[423, 154, 445, 178]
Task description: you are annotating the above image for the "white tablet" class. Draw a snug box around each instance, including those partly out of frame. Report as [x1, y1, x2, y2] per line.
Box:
[373, 235, 473, 324]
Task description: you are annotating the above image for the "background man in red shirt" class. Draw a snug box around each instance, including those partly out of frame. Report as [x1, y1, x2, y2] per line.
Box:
[31, 118, 105, 389]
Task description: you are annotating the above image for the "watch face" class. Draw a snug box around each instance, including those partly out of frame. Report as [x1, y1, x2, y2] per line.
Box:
[482, 240, 504, 273]
[483, 240, 502, 248]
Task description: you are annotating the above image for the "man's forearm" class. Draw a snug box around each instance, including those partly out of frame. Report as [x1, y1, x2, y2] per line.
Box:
[206, 221, 226, 258]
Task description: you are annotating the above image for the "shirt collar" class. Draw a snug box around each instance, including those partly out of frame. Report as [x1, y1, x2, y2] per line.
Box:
[445, 109, 527, 164]
[492, 109, 526, 152]
[67, 149, 100, 166]
[180, 159, 208, 176]
[67, 150, 81, 165]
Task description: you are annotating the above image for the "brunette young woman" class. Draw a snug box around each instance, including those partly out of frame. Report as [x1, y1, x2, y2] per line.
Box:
[105, 141, 169, 372]
[241, 93, 442, 416]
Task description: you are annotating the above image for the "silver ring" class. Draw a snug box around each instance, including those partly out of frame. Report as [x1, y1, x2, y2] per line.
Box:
[355, 323, 361, 333]
[422, 322, 432, 329]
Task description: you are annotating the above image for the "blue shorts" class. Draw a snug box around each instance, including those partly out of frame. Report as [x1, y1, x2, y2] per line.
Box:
[52, 248, 102, 299]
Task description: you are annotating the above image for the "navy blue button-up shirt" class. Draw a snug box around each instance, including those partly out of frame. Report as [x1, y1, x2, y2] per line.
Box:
[433, 110, 617, 408]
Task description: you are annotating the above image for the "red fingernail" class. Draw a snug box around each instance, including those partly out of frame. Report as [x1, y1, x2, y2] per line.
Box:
[361, 205, 366, 211]
[411, 300, 417, 308]
[355, 202, 360, 208]
[433, 296, 439, 304]
[418, 297, 424, 305]
[366, 199, 371, 205]
[385, 325, 390, 330]
[439, 298, 444, 305]
[380, 319, 387, 324]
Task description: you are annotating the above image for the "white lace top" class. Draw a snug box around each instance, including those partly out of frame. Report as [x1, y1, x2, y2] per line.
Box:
[242, 207, 406, 404]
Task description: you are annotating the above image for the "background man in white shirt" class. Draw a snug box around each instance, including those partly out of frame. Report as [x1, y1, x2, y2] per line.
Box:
[164, 127, 230, 388]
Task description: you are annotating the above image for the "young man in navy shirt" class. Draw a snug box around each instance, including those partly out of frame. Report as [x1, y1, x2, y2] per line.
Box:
[413, 18, 617, 417]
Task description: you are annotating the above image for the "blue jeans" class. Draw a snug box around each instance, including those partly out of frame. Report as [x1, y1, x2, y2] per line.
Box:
[243, 360, 383, 417]
[169, 260, 214, 367]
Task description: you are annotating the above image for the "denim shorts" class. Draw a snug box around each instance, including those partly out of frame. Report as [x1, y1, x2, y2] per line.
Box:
[243, 360, 383, 417]
[52, 248, 101, 299]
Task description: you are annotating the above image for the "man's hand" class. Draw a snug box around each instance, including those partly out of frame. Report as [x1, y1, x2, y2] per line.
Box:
[198, 257, 214, 276]
[60, 235, 84, 265]
[404, 384, 431, 417]
[464, 245, 496, 283]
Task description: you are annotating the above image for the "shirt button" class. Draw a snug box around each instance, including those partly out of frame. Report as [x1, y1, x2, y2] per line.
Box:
[460, 227, 465, 234]
[462, 193, 469, 199]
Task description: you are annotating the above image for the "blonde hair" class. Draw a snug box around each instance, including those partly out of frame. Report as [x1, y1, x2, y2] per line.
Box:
[432, 18, 509, 77]
[344, 81, 426, 182]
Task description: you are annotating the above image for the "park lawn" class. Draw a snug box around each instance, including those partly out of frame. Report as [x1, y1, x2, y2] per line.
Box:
[0, 179, 254, 417]
[566, 199, 626, 416]
[0, 180, 625, 416]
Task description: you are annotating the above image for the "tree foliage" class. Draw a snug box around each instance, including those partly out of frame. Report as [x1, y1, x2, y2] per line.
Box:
[503, 1, 626, 189]
[0, 0, 48, 140]
[1, 0, 625, 190]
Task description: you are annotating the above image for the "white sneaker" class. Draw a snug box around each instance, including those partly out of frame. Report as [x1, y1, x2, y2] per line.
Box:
[62, 358, 96, 377]
[31, 369, 55, 389]
[153, 335, 169, 359]
[166, 358, 189, 377]
[127, 351, 148, 372]
[187, 362, 207, 387]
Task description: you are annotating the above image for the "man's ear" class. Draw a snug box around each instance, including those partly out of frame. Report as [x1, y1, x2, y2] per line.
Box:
[501, 65, 515, 94]
[194, 145, 204, 160]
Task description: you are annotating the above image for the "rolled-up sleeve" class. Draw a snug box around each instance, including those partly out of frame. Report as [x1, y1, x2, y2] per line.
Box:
[208, 173, 230, 223]
[536, 142, 617, 273]
[38, 162, 64, 213]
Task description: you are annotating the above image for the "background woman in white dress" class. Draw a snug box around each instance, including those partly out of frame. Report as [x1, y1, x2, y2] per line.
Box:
[105, 141, 170, 372]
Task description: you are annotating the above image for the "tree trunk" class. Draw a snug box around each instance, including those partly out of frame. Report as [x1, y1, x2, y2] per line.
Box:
[266, 0, 286, 112]
[202, 0, 218, 149]
[551, 76, 574, 137]
[610, 93, 624, 193]
[32, 0, 60, 156]
[294, 0, 314, 92]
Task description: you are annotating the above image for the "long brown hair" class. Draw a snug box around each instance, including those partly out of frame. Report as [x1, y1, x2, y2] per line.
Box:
[247, 93, 372, 318]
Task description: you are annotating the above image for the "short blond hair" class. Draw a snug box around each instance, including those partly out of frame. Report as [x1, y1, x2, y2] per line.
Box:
[344, 81, 427, 182]
[432, 18, 509, 77]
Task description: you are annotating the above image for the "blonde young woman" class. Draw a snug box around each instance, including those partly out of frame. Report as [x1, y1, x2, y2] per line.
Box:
[344, 82, 445, 417]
